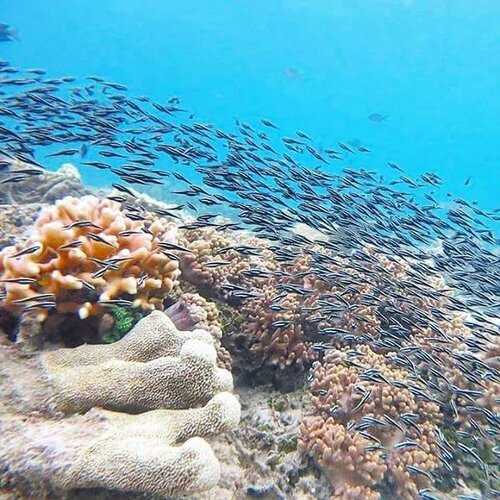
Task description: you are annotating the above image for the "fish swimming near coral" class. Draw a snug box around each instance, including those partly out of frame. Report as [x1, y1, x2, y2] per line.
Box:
[0, 58, 499, 499]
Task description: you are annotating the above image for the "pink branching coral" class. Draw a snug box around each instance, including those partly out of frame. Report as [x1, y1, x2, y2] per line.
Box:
[240, 249, 383, 369]
[300, 346, 442, 499]
[0, 195, 180, 321]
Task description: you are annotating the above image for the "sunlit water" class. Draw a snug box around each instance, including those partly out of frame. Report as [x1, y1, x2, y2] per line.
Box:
[3, 0, 499, 210]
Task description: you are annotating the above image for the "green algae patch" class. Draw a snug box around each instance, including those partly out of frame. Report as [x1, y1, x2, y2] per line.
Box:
[100, 306, 143, 343]
[278, 435, 298, 454]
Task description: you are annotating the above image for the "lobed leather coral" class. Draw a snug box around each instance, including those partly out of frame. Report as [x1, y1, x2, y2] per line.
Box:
[0, 194, 180, 322]
[0, 311, 240, 497]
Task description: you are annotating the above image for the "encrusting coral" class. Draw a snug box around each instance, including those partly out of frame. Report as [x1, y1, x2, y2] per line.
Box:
[0, 194, 180, 326]
[0, 311, 241, 497]
[0, 203, 41, 249]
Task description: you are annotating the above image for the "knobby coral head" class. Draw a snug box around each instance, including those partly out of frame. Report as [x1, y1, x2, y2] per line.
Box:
[0, 195, 180, 322]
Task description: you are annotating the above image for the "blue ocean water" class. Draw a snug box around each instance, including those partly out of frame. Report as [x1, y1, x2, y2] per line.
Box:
[1, 0, 499, 210]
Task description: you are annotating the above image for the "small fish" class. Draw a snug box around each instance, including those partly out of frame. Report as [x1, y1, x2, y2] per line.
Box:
[388, 161, 404, 173]
[58, 240, 83, 250]
[351, 390, 372, 412]
[417, 489, 441, 500]
[230, 290, 262, 299]
[311, 342, 331, 353]
[8, 244, 41, 258]
[112, 183, 136, 197]
[23, 301, 57, 311]
[296, 130, 311, 140]
[78, 279, 96, 292]
[220, 283, 247, 292]
[261, 118, 279, 129]
[394, 440, 423, 451]
[46, 148, 79, 157]
[157, 242, 193, 253]
[118, 230, 143, 237]
[382, 414, 405, 433]
[64, 220, 103, 230]
[99, 299, 135, 307]
[91, 267, 109, 280]
[160, 251, 181, 261]
[406, 466, 434, 481]
[0, 23, 18, 42]
[368, 113, 387, 123]
[338, 142, 355, 153]
[359, 431, 381, 444]
[271, 319, 294, 328]
[102, 81, 128, 91]
[88, 257, 118, 269]
[204, 260, 232, 268]
[0, 175, 28, 184]
[82, 161, 110, 170]
[12, 293, 56, 304]
[457, 443, 483, 463]
[0, 277, 37, 285]
[364, 444, 386, 452]
[87, 233, 116, 248]
[107, 195, 127, 203]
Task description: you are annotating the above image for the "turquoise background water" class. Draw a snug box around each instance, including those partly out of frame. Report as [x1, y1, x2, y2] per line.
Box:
[1, 0, 499, 210]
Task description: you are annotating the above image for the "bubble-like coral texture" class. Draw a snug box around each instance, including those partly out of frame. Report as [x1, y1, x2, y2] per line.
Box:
[179, 225, 274, 296]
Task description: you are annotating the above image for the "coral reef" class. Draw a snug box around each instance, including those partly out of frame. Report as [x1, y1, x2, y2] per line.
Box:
[0, 195, 180, 329]
[0, 168, 496, 499]
[299, 307, 500, 499]
[165, 291, 232, 369]
[239, 248, 380, 369]
[166, 291, 223, 339]
[0, 203, 42, 249]
[300, 346, 442, 499]
[0, 159, 90, 205]
[150, 219, 499, 499]
[0, 311, 240, 497]
[179, 225, 274, 296]
[185, 385, 331, 500]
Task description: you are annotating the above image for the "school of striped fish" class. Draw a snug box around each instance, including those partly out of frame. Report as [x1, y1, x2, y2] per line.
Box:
[0, 59, 499, 499]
